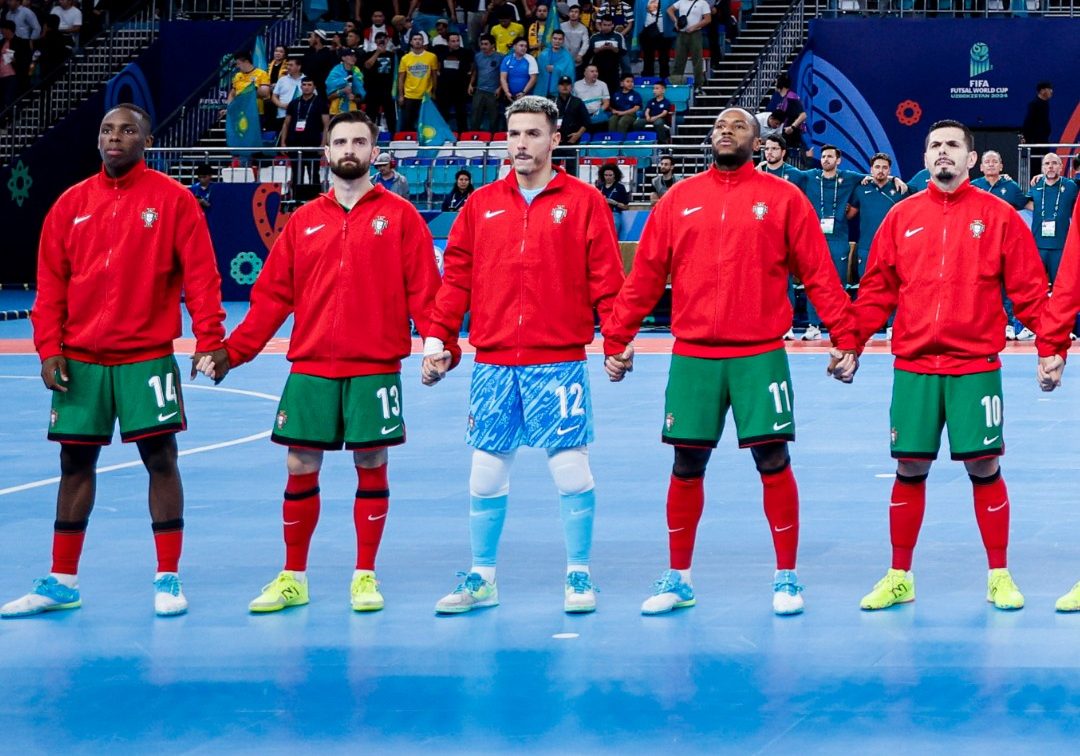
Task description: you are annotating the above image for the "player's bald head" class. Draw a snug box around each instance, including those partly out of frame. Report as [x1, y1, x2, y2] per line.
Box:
[715, 107, 758, 137]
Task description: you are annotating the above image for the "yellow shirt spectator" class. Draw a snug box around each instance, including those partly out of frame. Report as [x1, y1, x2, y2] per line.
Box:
[232, 68, 270, 114]
[398, 50, 438, 100]
[491, 21, 525, 54]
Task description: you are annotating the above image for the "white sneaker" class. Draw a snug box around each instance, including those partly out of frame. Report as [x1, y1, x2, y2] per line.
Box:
[435, 572, 499, 614]
[640, 569, 696, 615]
[1005, 324, 1016, 340]
[153, 574, 188, 616]
[1016, 327, 1035, 341]
[772, 570, 804, 615]
[564, 571, 597, 613]
[0, 576, 81, 618]
[783, 328, 796, 340]
[801, 324, 822, 341]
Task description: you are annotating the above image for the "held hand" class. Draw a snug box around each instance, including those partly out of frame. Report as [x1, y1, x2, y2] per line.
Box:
[191, 348, 230, 383]
[604, 346, 634, 382]
[1037, 354, 1065, 392]
[826, 348, 858, 383]
[41, 355, 69, 392]
[421, 351, 452, 386]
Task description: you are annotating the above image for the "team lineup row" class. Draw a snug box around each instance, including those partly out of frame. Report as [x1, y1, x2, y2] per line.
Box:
[5, 97, 1080, 622]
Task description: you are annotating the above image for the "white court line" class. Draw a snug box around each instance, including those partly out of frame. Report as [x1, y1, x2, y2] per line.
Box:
[0, 380, 280, 497]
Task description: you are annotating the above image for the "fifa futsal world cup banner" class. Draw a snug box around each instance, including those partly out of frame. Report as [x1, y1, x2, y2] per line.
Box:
[794, 19, 1080, 178]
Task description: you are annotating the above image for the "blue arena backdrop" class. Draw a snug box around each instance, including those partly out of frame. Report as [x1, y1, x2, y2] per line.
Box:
[0, 20, 263, 283]
[794, 19, 1080, 177]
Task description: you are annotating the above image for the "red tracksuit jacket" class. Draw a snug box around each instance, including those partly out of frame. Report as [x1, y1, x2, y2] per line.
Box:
[603, 162, 855, 357]
[1036, 200, 1080, 359]
[427, 167, 625, 365]
[226, 185, 454, 377]
[32, 162, 225, 364]
[854, 179, 1048, 375]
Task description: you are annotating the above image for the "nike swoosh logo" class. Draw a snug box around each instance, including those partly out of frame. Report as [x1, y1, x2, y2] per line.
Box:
[283, 520, 301, 526]
[484, 210, 505, 219]
[381, 425, 401, 435]
[556, 425, 581, 436]
[773, 525, 794, 532]
[568, 509, 591, 516]
[772, 421, 792, 431]
[904, 227, 924, 238]
[983, 436, 1000, 445]
[682, 206, 702, 216]
[368, 513, 387, 521]
[305, 224, 325, 235]
[987, 502, 1007, 512]
[73, 214, 92, 225]
[668, 527, 684, 533]
[157, 412, 178, 422]
[889, 502, 905, 507]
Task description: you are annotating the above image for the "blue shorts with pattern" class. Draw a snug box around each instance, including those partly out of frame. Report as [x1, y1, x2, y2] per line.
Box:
[466, 361, 594, 452]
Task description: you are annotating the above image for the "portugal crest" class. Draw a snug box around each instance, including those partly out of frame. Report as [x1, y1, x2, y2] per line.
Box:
[551, 204, 567, 224]
[665, 412, 675, 430]
[276, 410, 288, 429]
[970, 219, 985, 239]
[752, 202, 768, 221]
[140, 207, 158, 228]
[372, 215, 389, 236]
[50, 409, 58, 427]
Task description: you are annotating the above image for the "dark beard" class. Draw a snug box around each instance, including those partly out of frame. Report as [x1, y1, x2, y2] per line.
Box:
[713, 149, 749, 169]
[933, 166, 956, 182]
[331, 159, 368, 179]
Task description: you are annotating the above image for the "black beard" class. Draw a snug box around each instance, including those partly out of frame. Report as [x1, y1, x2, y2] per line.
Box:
[331, 159, 367, 179]
[713, 149, 749, 169]
[934, 166, 956, 181]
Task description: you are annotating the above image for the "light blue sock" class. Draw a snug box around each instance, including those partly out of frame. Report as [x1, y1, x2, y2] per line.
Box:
[470, 494, 508, 567]
[560, 489, 595, 566]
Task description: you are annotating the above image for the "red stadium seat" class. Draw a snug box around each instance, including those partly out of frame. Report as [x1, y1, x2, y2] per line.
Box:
[392, 131, 418, 142]
[459, 131, 492, 142]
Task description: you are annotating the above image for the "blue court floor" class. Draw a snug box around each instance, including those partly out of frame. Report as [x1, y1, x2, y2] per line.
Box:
[3, 335, 1080, 752]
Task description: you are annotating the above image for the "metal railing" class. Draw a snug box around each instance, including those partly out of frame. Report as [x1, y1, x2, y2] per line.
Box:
[810, 0, 1079, 16]
[0, 1, 160, 165]
[729, 0, 806, 116]
[154, 1, 305, 149]
[1016, 143, 1080, 186]
[165, 0, 298, 20]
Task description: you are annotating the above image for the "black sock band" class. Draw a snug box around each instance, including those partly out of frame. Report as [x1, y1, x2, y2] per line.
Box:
[284, 486, 320, 500]
[896, 472, 929, 484]
[355, 488, 391, 499]
[151, 518, 185, 533]
[969, 469, 1002, 486]
[54, 519, 89, 533]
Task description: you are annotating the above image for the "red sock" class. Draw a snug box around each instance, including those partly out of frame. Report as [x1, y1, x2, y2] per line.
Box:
[283, 471, 321, 571]
[972, 471, 1009, 569]
[152, 518, 184, 573]
[51, 520, 88, 575]
[354, 464, 389, 570]
[761, 465, 799, 570]
[890, 474, 927, 571]
[667, 474, 705, 570]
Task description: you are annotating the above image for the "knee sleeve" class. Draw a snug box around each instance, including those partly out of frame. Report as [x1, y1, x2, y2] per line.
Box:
[751, 442, 791, 475]
[672, 446, 711, 479]
[547, 446, 595, 496]
[469, 449, 516, 498]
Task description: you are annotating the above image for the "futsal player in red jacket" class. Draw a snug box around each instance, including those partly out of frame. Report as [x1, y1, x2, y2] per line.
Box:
[852, 119, 1049, 611]
[2, 104, 227, 619]
[602, 107, 858, 616]
[422, 96, 625, 615]
[204, 111, 454, 614]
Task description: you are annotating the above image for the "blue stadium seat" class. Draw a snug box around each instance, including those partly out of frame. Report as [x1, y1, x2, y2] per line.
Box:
[666, 84, 692, 112]
[634, 76, 662, 86]
[587, 132, 623, 158]
[622, 131, 658, 168]
[400, 158, 432, 198]
[432, 158, 466, 196]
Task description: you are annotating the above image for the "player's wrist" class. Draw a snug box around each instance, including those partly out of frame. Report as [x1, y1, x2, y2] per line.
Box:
[423, 336, 446, 357]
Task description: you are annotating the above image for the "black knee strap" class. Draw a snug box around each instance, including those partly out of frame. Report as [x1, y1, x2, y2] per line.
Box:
[969, 469, 1002, 486]
[355, 488, 390, 499]
[151, 518, 185, 533]
[54, 519, 89, 534]
[283, 486, 320, 500]
[896, 472, 929, 484]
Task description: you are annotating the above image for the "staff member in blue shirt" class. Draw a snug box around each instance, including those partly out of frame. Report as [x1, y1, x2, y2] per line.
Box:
[972, 150, 1027, 209]
[1027, 152, 1079, 285]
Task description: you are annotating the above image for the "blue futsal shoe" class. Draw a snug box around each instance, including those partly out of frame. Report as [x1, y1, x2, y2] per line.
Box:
[641, 569, 696, 615]
[772, 569, 805, 615]
[0, 576, 81, 618]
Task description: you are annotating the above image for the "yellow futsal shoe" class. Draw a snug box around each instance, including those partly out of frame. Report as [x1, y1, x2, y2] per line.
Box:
[860, 568, 915, 610]
[987, 568, 1024, 610]
[249, 571, 309, 613]
[1055, 581, 1080, 612]
[350, 571, 384, 612]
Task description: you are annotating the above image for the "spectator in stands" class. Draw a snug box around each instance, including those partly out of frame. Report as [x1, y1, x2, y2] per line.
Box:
[668, 0, 709, 96]
[754, 109, 783, 144]
[356, 0, 398, 25]
[409, 0, 455, 38]
[31, 14, 69, 85]
[50, 0, 79, 46]
[499, 36, 538, 102]
[0, 19, 29, 106]
[633, 80, 673, 143]
[270, 57, 304, 134]
[649, 153, 679, 201]
[536, 28, 574, 97]
[638, 0, 672, 79]
[362, 10, 397, 51]
[462, 0, 487, 48]
[363, 32, 398, 133]
[596, 0, 633, 39]
[436, 31, 472, 133]
[770, 72, 805, 158]
[596, 162, 630, 233]
[607, 73, 640, 134]
[441, 169, 475, 211]
[303, 30, 337, 96]
[326, 48, 366, 115]
[268, 44, 288, 85]
[281, 75, 330, 188]
[469, 33, 503, 132]
[1021, 80, 1053, 176]
[583, 15, 624, 95]
[560, 5, 589, 71]
[373, 152, 410, 197]
[430, 17, 451, 49]
[491, 5, 524, 53]
[392, 15, 429, 48]
[398, 31, 438, 131]
[3, 0, 39, 40]
[526, 3, 549, 57]
[553, 74, 588, 144]
[190, 163, 214, 213]
[704, 0, 729, 78]
[574, 63, 609, 133]
[228, 50, 272, 120]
